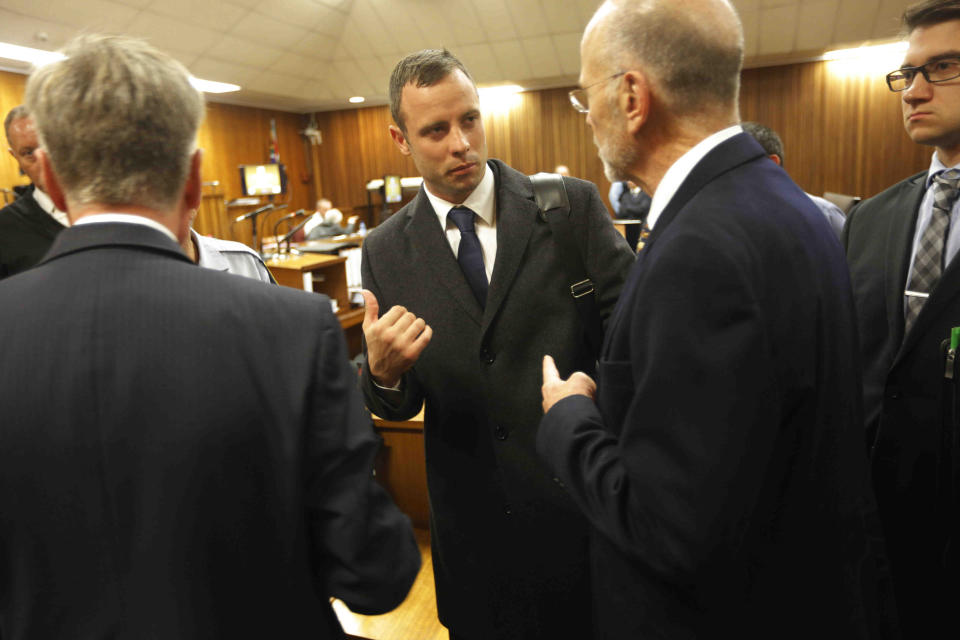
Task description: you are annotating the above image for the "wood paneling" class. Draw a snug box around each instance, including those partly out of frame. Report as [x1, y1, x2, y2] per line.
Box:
[0, 70, 316, 247]
[739, 60, 930, 200]
[0, 57, 932, 230]
[312, 59, 933, 215]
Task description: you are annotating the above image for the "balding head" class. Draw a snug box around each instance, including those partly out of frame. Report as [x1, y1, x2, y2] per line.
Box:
[583, 0, 743, 117]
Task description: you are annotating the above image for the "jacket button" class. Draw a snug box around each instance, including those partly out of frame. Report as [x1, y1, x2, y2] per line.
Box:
[887, 390, 901, 400]
[480, 347, 495, 364]
[553, 477, 565, 487]
[504, 504, 513, 516]
[494, 425, 508, 440]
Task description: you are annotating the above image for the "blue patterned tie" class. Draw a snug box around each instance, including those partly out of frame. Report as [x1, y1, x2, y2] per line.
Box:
[449, 206, 488, 307]
[905, 168, 960, 334]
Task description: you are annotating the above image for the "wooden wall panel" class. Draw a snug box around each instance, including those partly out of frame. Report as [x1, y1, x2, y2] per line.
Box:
[739, 60, 930, 200]
[313, 59, 935, 216]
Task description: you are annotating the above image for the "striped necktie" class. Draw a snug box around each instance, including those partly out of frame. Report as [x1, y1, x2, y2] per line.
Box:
[905, 168, 960, 334]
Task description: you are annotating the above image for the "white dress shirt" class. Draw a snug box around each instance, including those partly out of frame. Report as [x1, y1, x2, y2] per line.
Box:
[647, 124, 743, 230]
[423, 162, 497, 282]
[72, 213, 179, 242]
[32, 187, 70, 227]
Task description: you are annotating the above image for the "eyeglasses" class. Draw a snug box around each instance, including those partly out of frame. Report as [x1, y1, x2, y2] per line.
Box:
[569, 72, 626, 113]
[886, 57, 960, 92]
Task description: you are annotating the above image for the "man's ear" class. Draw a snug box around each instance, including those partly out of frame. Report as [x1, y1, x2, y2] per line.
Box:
[175, 148, 203, 245]
[389, 124, 411, 156]
[183, 148, 203, 211]
[36, 149, 69, 214]
[621, 71, 651, 135]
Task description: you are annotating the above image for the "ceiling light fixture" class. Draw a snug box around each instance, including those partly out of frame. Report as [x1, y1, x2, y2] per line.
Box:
[821, 41, 908, 78]
[0, 40, 240, 94]
[188, 77, 241, 94]
[349, 96, 365, 103]
[478, 84, 523, 112]
[0, 42, 65, 66]
[821, 41, 907, 61]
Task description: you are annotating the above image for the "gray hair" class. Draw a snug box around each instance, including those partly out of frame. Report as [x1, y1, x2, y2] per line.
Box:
[389, 49, 474, 132]
[4, 105, 30, 142]
[598, 0, 744, 115]
[24, 34, 204, 210]
[741, 122, 784, 164]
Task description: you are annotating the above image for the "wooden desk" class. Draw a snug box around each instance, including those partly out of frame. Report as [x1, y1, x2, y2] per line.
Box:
[265, 253, 363, 357]
[373, 408, 428, 529]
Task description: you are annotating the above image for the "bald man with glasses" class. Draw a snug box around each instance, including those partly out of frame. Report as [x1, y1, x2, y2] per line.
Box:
[844, 0, 960, 634]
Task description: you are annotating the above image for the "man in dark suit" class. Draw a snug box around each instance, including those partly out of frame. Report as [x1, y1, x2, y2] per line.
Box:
[540, 0, 895, 637]
[359, 49, 634, 640]
[0, 34, 419, 639]
[0, 105, 68, 278]
[843, 0, 960, 634]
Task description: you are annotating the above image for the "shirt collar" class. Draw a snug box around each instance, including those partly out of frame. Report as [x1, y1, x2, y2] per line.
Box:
[926, 151, 960, 188]
[31, 186, 70, 227]
[424, 161, 496, 229]
[72, 213, 179, 243]
[191, 229, 229, 271]
[647, 124, 743, 230]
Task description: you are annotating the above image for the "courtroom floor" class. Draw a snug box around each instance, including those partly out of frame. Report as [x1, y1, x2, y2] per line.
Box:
[333, 529, 448, 640]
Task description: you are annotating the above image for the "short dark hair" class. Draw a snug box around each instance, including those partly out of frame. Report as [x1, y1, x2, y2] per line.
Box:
[4, 105, 30, 142]
[741, 122, 784, 164]
[389, 49, 474, 132]
[903, 0, 960, 32]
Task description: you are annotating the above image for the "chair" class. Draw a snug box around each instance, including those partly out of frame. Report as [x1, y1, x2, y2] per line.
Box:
[822, 191, 862, 214]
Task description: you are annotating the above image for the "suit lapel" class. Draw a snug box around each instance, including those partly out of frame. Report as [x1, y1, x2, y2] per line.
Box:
[887, 175, 927, 362]
[11, 192, 65, 239]
[403, 187, 484, 326]
[483, 160, 538, 334]
[895, 173, 960, 361]
[603, 133, 765, 352]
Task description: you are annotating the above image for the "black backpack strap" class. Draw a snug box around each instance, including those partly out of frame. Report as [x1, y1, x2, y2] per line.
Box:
[529, 172, 604, 357]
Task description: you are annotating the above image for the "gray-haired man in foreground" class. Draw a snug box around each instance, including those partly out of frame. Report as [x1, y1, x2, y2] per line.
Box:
[0, 35, 418, 638]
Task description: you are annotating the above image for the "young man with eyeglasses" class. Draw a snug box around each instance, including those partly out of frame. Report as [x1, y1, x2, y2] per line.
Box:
[844, 0, 960, 634]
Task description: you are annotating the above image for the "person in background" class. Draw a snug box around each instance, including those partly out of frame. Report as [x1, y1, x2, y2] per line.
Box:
[303, 197, 344, 238]
[539, 0, 896, 637]
[844, 0, 960, 634]
[608, 180, 652, 250]
[0, 105, 69, 278]
[360, 48, 634, 640]
[0, 34, 419, 638]
[741, 121, 846, 237]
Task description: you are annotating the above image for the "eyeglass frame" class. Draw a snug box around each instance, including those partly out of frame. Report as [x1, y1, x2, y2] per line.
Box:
[569, 71, 626, 113]
[886, 56, 960, 92]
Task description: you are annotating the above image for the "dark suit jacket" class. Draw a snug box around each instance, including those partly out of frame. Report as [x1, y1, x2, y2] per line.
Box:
[539, 133, 895, 639]
[0, 184, 67, 279]
[360, 159, 635, 639]
[844, 171, 957, 636]
[0, 222, 419, 640]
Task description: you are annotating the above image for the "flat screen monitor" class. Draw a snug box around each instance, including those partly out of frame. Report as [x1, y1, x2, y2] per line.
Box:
[239, 163, 287, 196]
[384, 174, 402, 203]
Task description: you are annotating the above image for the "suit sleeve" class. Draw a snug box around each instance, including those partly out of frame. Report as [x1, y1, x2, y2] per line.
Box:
[537, 231, 779, 584]
[566, 178, 636, 322]
[358, 239, 426, 421]
[304, 305, 420, 614]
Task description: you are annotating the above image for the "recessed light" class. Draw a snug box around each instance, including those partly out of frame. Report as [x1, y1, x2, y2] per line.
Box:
[349, 96, 365, 103]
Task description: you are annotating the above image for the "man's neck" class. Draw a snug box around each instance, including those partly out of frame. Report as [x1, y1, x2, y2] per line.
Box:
[937, 144, 960, 168]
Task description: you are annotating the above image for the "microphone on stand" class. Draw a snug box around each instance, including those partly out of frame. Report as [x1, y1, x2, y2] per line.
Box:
[279, 213, 314, 257]
[270, 209, 306, 259]
[235, 203, 273, 223]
